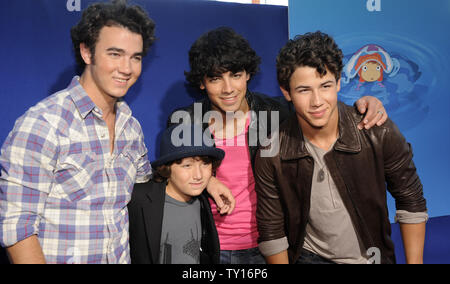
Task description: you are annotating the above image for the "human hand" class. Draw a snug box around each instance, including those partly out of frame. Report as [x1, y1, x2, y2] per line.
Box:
[355, 96, 388, 130]
[206, 176, 235, 215]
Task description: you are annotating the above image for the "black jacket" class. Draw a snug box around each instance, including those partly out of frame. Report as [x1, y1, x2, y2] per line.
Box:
[128, 180, 220, 264]
[167, 91, 293, 170]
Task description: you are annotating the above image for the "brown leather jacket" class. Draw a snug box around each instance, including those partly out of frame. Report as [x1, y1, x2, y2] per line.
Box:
[254, 102, 427, 264]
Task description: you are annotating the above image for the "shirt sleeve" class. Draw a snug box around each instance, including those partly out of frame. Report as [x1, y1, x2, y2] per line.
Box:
[258, 237, 289, 257]
[0, 112, 58, 247]
[134, 124, 152, 184]
[395, 210, 428, 224]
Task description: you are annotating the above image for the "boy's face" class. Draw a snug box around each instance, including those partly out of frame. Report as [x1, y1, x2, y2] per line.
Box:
[166, 157, 213, 202]
[200, 70, 250, 114]
[80, 25, 143, 102]
[280, 66, 340, 132]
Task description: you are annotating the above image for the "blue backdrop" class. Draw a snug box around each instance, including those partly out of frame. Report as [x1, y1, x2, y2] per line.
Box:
[289, 0, 450, 220]
[0, 0, 288, 162]
[1, 0, 289, 264]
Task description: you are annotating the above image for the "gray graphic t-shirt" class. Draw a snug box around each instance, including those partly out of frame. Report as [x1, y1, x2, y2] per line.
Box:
[159, 194, 202, 264]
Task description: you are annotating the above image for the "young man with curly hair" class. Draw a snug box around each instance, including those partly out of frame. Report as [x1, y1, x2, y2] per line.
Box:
[0, 0, 156, 264]
[168, 27, 388, 264]
[255, 31, 428, 264]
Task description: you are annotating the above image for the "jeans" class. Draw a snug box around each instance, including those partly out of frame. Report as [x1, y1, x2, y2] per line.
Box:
[295, 249, 336, 264]
[220, 247, 266, 264]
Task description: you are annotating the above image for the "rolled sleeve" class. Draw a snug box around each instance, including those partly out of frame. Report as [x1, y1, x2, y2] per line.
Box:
[0, 185, 44, 247]
[0, 113, 57, 247]
[259, 237, 289, 257]
[395, 210, 428, 224]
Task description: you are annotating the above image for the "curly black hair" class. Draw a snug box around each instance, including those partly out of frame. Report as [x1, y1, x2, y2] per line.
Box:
[185, 27, 261, 89]
[152, 156, 222, 183]
[70, 0, 156, 69]
[276, 31, 343, 92]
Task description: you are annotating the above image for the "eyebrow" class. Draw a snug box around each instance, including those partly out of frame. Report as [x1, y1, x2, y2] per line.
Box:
[321, 80, 335, 86]
[106, 47, 144, 57]
[294, 80, 335, 90]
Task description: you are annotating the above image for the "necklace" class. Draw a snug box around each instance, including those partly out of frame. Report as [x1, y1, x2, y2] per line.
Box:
[304, 139, 327, 183]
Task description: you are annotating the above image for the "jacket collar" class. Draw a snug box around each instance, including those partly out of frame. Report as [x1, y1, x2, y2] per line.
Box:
[280, 102, 361, 161]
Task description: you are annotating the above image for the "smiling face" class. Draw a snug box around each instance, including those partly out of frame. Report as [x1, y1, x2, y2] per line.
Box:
[281, 66, 340, 134]
[360, 61, 383, 82]
[165, 157, 213, 203]
[80, 25, 144, 104]
[200, 70, 250, 115]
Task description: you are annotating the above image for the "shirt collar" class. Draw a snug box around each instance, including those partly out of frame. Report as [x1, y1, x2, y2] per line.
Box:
[67, 76, 132, 120]
[279, 102, 361, 161]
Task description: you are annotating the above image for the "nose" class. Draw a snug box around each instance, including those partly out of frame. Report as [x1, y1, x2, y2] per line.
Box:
[118, 57, 132, 75]
[310, 89, 323, 107]
[192, 164, 203, 180]
[222, 76, 233, 94]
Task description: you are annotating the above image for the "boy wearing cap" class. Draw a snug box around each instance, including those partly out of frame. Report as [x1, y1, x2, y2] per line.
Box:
[128, 125, 224, 264]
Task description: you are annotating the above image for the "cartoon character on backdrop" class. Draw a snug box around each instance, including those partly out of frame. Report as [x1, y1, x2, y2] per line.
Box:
[338, 41, 430, 131]
[356, 53, 386, 89]
[343, 44, 400, 90]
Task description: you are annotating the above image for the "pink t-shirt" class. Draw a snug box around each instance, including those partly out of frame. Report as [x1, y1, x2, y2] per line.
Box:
[209, 115, 258, 250]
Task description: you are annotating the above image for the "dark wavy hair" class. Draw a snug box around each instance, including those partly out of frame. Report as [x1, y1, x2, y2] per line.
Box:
[276, 31, 343, 92]
[185, 27, 261, 89]
[70, 0, 156, 69]
[152, 156, 222, 183]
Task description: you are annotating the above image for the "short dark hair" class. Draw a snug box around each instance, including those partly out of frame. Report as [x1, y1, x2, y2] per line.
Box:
[276, 31, 343, 92]
[185, 27, 261, 89]
[70, 0, 156, 69]
[152, 156, 222, 183]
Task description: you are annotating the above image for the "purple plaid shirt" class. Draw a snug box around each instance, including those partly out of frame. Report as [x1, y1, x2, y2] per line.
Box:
[0, 77, 151, 263]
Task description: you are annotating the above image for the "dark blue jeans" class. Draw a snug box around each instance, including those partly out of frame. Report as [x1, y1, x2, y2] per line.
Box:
[295, 249, 336, 264]
[220, 247, 266, 264]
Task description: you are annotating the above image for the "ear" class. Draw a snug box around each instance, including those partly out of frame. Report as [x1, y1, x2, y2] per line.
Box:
[246, 72, 250, 82]
[199, 81, 205, 90]
[336, 78, 341, 93]
[280, 86, 292, 102]
[79, 43, 93, 65]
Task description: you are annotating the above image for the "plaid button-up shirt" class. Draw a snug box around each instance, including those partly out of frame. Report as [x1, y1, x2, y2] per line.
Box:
[0, 77, 151, 263]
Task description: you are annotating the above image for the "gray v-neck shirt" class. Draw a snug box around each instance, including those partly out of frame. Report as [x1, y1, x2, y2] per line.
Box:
[303, 138, 368, 264]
